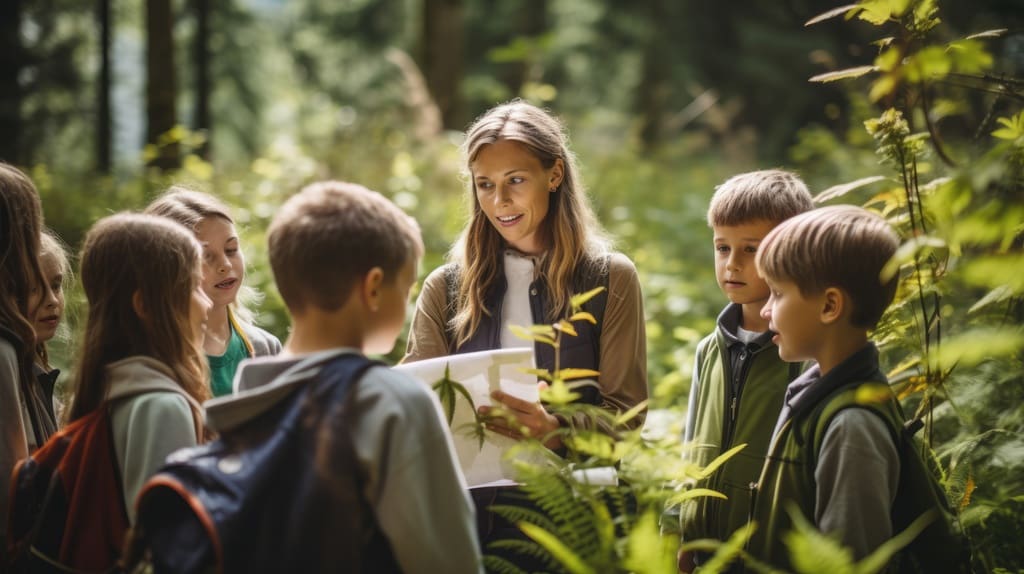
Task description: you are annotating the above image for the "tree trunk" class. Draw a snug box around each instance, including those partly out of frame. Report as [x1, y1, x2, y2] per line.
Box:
[96, 0, 112, 173]
[636, 0, 671, 151]
[498, 0, 546, 97]
[0, 0, 24, 164]
[420, 0, 464, 130]
[193, 0, 211, 160]
[146, 0, 180, 170]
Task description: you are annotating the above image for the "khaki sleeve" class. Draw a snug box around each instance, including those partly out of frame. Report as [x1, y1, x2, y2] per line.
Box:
[401, 265, 453, 364]
[0, 342, 29, 541]
[560, 252, 649, 433]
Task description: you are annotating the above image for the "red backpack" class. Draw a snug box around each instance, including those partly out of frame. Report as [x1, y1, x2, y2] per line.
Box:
[6, 407, 130, 573]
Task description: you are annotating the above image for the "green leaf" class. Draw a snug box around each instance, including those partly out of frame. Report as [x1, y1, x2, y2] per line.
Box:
[518, 522, 595, 574]
[556, 368, 601, 381]
[697, 443, 747, 480]
[809, 66, 877, 83]
[932, 328, 1024, 370]
[615, 399, 648, 427]
[622, 510, 677, 574]
[783, 504, 855, 574]
[813, 175, 887, 203]
[570, 286, 606, 309]
[666, 488, 728, 509]
[857, 0, 894, 25]
[509, 324, 558, 346]
[880, 236, 946, 283]
[568, 311, 597, 324]
[804, 4, 859, 26]
[966, 28, 1007, 40]
[853, 511, 938, 574]
[553, 319, 578, 337]
[523, 367, 554, 382]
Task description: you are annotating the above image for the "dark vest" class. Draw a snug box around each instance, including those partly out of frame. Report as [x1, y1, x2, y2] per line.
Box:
[443, 257, 609, 405]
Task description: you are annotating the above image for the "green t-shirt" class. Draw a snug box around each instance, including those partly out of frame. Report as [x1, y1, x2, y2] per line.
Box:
[207, 325, 249, 397]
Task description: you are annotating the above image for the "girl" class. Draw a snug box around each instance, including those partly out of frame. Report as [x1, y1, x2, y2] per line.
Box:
[33, 230, 70, 420]
[67, 213, 212, 521]
[146, 187, 281, 397]
[0, 164, 55, 551]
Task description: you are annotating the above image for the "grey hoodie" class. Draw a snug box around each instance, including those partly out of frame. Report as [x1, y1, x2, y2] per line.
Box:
[208, 349, 484, 574]
[106, 356, 203, 522]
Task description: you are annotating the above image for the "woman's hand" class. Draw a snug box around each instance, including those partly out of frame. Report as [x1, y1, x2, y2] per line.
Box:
[478, 385, 563, 450]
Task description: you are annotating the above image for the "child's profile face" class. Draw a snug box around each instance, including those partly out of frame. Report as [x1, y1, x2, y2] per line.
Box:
[189, 266, 215, 346]
[712, 220, 775, 308]
[760, 276, 825, 363]
[32, 250, 65, 345]
[365, 257, 419, 356]
[195, 216, 244, 309]
[471, 140, 563, 256]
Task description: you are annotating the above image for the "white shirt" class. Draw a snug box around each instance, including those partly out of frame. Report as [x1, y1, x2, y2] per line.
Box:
[500, 250, 539, 349]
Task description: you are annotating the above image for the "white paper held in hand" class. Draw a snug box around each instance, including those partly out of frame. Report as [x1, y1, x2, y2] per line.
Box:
[393, 347, 544, 487]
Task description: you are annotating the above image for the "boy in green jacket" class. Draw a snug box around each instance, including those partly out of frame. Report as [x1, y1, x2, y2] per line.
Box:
[748, 205, 902, 569]
[678, 170, 813, 572]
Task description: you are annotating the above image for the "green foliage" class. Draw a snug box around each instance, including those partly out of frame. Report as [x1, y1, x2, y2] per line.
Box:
[803, 1, 1023, 570]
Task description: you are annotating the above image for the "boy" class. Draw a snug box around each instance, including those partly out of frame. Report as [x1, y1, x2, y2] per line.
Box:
[216, 181, 482, 573]
[679, 170, 813, 571]
[749, 205, 901, 569]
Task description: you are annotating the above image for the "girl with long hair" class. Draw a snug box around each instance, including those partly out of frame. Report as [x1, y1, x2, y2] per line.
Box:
[145, 187, 281, 397]
[0, 163, 55, 551]
[33, 230, 71, 417]
[67, 213, 212, 520]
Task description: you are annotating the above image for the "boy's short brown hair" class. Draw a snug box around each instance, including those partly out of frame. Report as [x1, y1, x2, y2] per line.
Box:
[707, 169, 814, 227]
[756, 205, 900, 329]
[268, 181, 423, 313]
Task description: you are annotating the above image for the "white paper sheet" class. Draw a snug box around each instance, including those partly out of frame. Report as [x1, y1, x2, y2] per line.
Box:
[393, 348, 542, 487]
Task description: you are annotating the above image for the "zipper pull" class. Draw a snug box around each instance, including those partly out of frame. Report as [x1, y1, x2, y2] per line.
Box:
[730, 396, 738, 421]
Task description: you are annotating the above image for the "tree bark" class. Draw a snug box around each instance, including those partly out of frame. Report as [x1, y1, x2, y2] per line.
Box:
[193, 0, 211, 160]
[420, 0, 464, 130]
[146, 0, 180, 170]
[96, 0, 112, 173]
[636, 0, 671, 150]
[0, 0, 24, 164]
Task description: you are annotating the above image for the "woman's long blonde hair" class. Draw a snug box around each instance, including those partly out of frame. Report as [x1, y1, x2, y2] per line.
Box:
[35, 229, 72, 370]
[451, 100, 611, 345]
[67, 214, 209, 422]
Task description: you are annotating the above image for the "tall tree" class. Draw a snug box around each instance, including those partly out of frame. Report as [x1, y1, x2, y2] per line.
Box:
[635, 0, 672, 150]
[420, 0, 464, 130]
[0, 0, 24, 164]
[96, 0, 112, 173]
[192, 0, 211, 160]
[146, 0, 179, 170]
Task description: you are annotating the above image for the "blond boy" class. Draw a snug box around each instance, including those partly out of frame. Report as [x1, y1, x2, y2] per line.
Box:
[679, 170, 813, 571]
[748, 205, 902, 569]
[217, 181, 482, 573]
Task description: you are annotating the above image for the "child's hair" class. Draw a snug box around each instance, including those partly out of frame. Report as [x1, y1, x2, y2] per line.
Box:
[707, 169, 814, 227]
[145, 185, 260, 324]
[35, 229, 72, 369]
[756, 205, 900, 329]
[268, 181, 423, 314]
[0, 163, 47, 382]
[452, 99, 611, 345]
[67, 213, 209, 422]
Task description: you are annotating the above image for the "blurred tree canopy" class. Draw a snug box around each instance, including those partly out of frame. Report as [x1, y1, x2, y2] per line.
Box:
[3, 0, 1023, 570]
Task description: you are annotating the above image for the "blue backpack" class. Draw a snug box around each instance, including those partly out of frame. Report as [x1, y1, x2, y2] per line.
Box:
[124, 354, 400, 574]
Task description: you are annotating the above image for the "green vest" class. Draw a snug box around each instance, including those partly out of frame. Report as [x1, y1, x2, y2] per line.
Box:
[680, 329, 798, 544]
[746, 382, 967, 573]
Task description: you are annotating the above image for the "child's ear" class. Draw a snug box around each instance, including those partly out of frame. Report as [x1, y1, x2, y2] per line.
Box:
[362, 267, 385, 312]
[820, 287, 845, 325]
[132, 290, 147, 321]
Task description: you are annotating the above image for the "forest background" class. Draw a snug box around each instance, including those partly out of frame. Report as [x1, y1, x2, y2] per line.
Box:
[3, 0, 1023, 571]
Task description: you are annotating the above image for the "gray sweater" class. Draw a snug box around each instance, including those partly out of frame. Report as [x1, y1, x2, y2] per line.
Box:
[107, 356, 203, 522]
[216, 349, 483, 574]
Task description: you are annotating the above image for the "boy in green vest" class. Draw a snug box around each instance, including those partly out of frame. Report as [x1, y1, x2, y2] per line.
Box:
[748, 205, 902, 569]
[678, 170, 813, 572]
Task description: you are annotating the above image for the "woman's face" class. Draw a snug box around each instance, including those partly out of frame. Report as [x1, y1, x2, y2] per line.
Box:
[471, 140, 563, 255]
